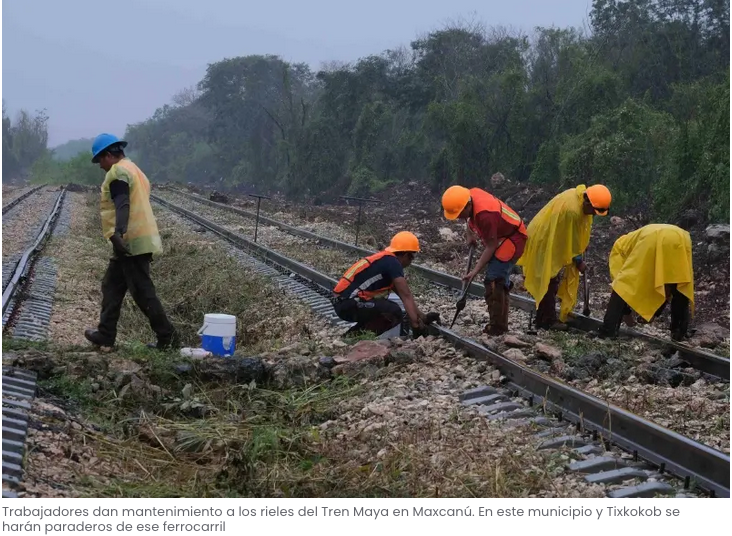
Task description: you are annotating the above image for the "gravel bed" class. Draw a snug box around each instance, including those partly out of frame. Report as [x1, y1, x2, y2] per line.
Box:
[157, 192, 357, 278]
[150, 198, 611, 496]
[21, 193, 717, 497]
[47, 193, 104, 346]
[2, 189, 61, 258]
[9, 195, 604, 497]
[156, 192, 730, 452]
[2, 185, 33, 207]
[417, 293, 730, 452]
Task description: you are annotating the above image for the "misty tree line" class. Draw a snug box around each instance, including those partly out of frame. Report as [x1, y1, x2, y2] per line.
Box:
[2, 101, 50, 182]
[2, 101, 104, 187]
[14, 0, 730, 223]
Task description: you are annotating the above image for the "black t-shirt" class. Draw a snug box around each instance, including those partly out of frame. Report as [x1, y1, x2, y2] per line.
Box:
[338, 255, 404, 299]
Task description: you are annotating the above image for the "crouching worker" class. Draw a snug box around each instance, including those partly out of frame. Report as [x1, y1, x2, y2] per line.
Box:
[441, 185, 527, 336]
[332, 231, 429, 338]
[599, 224, 694, 341]
[517, 184, 611, 329]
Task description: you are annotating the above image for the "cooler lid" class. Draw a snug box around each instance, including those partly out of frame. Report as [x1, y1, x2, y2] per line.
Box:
[204, 313, 236, 324]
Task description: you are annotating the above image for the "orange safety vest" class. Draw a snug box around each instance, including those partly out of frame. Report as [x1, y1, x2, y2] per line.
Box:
[333, 250, 397, 301]
[467, 188, 526, 262]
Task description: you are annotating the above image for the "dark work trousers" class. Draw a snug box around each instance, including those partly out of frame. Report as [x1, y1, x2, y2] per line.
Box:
[97, 253, 174, 344]
[536, 276, 561, 328]
[333, 297, 403, 336]
[600, 288, 690, 341]
[654, 288, 691, 341]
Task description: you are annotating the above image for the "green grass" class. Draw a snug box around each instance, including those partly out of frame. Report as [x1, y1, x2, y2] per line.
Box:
[73, 193, 315, 353]
[15, 192, 584, 499]
[39, 374, 95, 405]
[26, 335, 364, 497]
[342, 331, 378, 344]
[2, 338, 51, 352]
[545, 330, 631, 365]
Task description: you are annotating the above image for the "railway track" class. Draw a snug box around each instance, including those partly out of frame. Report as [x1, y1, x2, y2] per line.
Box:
[152, 193, 730, 499]
[2, 187, 68, 496]
[2, 185, 45, 215]
[159, 188, 730, 380]
[2, 188, 66, 322]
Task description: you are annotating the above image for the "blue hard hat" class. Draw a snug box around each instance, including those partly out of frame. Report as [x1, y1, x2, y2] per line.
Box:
[91, 133, 128, 163]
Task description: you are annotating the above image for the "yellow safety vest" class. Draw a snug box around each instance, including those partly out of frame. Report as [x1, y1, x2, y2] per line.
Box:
[100, 158, 162, 256]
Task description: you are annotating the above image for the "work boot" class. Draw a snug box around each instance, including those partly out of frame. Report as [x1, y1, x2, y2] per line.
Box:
[84, 329, 114, 347]
[484, 281, 509, 336]
[535, 277, 559, 329]
[538, 321, 569, 332]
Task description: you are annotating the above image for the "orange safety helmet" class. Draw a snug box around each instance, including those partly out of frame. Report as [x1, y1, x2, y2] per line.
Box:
[385, 231, 420, 253]
[442, 185, 471, 220]
[585, 185, 612, 216]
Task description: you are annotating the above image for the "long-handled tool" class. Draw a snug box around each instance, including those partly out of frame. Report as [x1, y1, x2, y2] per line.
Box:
[450, 244, 476, 329]
[582, 253, 591, 316]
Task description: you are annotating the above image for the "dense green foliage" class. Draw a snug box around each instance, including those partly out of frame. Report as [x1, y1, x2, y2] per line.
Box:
[30, 151, 105, 186]
[2, 100, 50, 182]
[124, 1, 729, 221]
[13, 1, 728, 223]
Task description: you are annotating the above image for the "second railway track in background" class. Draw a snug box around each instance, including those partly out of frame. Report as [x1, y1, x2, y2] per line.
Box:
[152, 193, 730, 499]
[158, 187, 730, 381]
[2, 185, 45, 215]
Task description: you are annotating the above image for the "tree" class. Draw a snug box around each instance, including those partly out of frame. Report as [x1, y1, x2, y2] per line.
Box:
[113, 5, 729, 222]
[2, 103, 50, 180]
[52, 138, 94, 161]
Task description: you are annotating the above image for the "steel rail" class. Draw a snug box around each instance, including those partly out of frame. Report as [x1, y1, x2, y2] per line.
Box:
[163, 188, 730, 380]
[154, 194, 730, 498]
[2, 189, 66, 315]
[2, 185, 45, 215]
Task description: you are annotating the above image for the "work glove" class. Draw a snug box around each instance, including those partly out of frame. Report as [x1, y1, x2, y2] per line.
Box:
[424, 312, 441, 325]
[110, 233, 132, 257]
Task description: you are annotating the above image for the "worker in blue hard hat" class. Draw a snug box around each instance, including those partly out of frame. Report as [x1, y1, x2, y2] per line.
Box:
[83, 134, 178, 350]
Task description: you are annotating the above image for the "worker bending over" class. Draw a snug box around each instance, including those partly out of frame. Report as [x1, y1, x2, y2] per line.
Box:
[332, 231, 428, 338]
[441, 186, 527, 336]
[84, 134, 177, 349]
[599, 224, 694, 341]
[518, 185, 611, 329]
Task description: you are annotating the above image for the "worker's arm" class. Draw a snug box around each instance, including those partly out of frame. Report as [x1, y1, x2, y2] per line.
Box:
[464, 211, 498, 281]
[466, 224, 478, 246]
[109, 179, 131, 256]
[110, 180, 130, 235]
[465, 236, 497, 281]
[392, 277, 425, 329]
[565, 210, 587, 273]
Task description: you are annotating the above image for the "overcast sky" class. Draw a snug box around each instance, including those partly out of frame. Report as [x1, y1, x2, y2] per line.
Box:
[2, 0, 591, 147]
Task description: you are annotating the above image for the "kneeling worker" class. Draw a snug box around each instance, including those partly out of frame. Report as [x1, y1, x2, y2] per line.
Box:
[332, 231, 428, 338]
[517, 184, 611, 329]
[441, 185, 527, 335]
[600, 224, 694, 341]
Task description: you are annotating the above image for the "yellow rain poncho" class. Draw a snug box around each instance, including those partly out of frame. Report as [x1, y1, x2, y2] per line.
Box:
[517, 185, 592, 321]
[609, 224, 695, 321]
